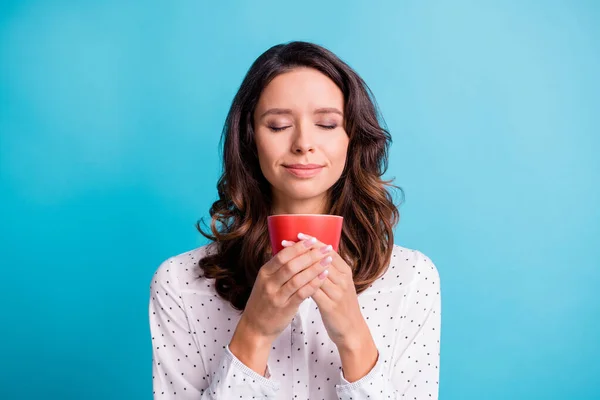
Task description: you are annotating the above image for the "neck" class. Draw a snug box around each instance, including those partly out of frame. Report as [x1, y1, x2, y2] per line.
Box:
[271, 194, 329, 215]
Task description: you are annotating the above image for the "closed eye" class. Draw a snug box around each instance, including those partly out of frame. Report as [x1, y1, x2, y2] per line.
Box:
[317, 124, 337, 130]
[268, 125, 291, 132]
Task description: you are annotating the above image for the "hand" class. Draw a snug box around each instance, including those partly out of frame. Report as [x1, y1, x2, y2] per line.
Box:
[292, 233, 370, 349]
[239, 234, 335, 341]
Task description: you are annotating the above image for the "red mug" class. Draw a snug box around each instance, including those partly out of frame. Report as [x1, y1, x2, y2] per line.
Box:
[267, 214, 343, 255]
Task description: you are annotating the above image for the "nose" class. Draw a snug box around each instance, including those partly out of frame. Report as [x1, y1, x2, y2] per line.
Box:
[291, 126, 315, 154]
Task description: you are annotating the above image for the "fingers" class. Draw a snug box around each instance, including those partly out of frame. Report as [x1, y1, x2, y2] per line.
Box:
[286, 267, 330, 308]
[271, 235, 333, 287]
[263, 233, 318, 275]
[277, 253, 333, 301]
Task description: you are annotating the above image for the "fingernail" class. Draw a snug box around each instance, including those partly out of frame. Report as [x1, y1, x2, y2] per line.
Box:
[297, 232, 311, 240]
[320, 256, 332, 266]
[320, 245, 333, 254]
[318, 269, 329, 279]
[303, 237, 317, 247]
[281, 240, 294, 247]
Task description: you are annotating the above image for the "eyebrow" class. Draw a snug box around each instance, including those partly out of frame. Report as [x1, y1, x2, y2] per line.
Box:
[259, 107, 343, 119]
[315, 107, 343, 116]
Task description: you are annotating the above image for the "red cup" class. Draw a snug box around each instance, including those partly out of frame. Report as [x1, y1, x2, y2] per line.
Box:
[267, 214, 343, 255]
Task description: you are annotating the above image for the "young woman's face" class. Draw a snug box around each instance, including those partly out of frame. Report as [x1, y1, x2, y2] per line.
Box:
[253, 67, 349, 214]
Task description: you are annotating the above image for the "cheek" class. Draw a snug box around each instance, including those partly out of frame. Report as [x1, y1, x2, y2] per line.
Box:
[331, 137, 349, 167]
[255, 132, 281, 172]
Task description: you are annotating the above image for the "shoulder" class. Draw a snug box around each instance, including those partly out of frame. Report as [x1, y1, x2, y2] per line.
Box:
[149, 243, 218, 293]
[394, 244, 439, 284]
[366, 244, 440, 293]
[391, 244, 440, 288]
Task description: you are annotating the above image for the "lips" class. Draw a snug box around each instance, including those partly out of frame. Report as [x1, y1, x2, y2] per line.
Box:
[283, 164, 324, 178]
[284, 164, 324, 169]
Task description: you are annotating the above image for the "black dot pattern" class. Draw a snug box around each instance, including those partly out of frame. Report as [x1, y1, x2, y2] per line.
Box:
[149, 243, 441, 399]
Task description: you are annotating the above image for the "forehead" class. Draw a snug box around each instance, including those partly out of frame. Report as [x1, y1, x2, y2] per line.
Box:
[256, 68, 344, 112]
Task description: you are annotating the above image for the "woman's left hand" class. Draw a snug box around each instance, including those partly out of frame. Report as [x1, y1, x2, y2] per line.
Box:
[287, 233, 370, 349]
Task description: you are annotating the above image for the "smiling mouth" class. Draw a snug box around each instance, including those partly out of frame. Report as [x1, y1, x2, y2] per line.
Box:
[283, 166, 324, 178]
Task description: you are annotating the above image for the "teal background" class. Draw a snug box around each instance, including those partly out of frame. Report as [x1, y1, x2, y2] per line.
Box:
[1, 1, 598, 399]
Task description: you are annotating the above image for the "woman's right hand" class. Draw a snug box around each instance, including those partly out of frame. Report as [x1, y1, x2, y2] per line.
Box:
[240, 234, 334, 341]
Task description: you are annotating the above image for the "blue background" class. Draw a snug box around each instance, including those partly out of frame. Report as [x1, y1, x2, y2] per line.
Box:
[1, 1, 598, 399]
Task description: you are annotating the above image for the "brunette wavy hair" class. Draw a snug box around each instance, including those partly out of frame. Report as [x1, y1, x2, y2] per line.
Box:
[196, 41, 403, 311]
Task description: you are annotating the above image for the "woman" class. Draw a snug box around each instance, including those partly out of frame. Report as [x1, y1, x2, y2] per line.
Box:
[149, 41, 441, 399]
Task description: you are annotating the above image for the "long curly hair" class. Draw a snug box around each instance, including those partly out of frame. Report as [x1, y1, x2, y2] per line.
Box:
[196, 41, 403, 311]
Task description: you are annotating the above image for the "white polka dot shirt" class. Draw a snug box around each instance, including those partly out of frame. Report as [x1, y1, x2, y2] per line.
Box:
[149, 243, 441, 399]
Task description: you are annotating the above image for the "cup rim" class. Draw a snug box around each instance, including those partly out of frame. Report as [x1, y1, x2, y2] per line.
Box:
[268, 214, 343, 219]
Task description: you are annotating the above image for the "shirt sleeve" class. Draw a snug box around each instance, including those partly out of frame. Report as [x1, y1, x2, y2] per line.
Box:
[334, 251, 441, 399]
[149, 258, 281, 399]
